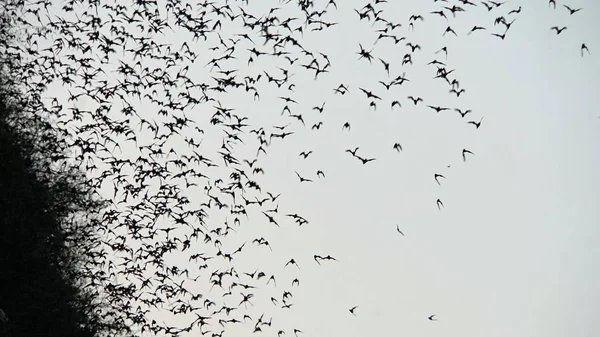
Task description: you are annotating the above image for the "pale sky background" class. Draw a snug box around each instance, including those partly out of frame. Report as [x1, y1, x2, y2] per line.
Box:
[18, 0, 600, 336]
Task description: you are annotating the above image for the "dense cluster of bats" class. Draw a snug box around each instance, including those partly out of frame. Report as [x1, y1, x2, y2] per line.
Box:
[0, 0, 590, 336]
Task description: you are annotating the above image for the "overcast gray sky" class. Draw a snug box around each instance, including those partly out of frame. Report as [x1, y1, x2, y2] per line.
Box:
[29, 0, 600, 336]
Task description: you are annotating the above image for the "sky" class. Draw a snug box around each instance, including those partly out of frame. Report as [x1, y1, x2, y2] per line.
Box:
[15, 0, 600, 336]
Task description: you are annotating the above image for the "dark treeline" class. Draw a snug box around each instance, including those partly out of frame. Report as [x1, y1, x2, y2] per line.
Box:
[0, 6, 126, 337]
